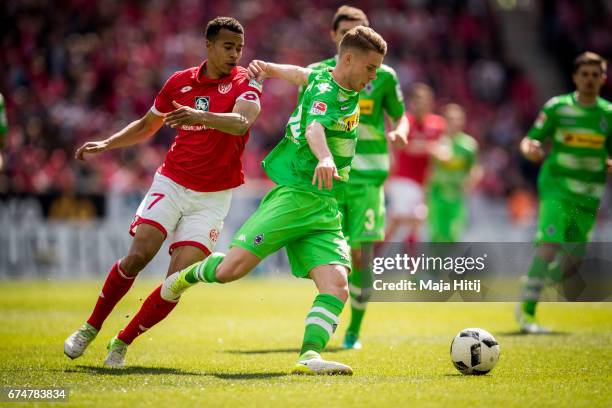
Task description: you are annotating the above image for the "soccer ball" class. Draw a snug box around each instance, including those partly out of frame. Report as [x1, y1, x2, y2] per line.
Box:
[450, 328, 500, 375]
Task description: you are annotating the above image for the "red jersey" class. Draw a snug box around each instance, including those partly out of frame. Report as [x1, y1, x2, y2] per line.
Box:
[393, 113, 445, 185]
[151, 61, 263, 192]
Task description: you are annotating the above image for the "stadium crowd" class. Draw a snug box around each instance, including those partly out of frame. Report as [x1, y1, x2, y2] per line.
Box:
[0, 0, 609, 220]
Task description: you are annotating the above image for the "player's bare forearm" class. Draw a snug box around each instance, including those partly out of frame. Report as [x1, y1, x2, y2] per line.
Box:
[200, 99, 261, 136]
[75, 110, 162, 160]
[199, 112, 251, 135]
[306, 122, 340, 190]
[387, 115, 409, 148]
[306, 122, 332, 161]
[520, 136, 545, 162]
[106, 114, 161, 149]
[249, 60, 310, 86]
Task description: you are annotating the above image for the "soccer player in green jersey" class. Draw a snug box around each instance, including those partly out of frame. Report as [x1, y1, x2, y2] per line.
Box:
[427, 104, 480, 242]
[154, 26, 388, 375]
[298, 5, 408, 350]
[517, 52, 612, 333]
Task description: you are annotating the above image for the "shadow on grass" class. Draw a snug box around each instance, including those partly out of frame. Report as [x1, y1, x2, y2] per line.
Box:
[61, 365, 287, 380]
[222, 346, 344, 355]
[497, 330, 570, 336]
[211, 372, 287, 380]
[62, 365, 203, 376]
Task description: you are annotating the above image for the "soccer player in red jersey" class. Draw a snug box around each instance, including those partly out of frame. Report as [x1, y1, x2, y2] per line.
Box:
[64, 17, 263, 366]
[386, 83, 445, 243]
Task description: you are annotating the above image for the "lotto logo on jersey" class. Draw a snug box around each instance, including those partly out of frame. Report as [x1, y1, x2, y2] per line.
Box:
[562, 132, 605, 149]
[341, 111, 359, 131]
[310, 101, 327, 115]
[359, 99, 374, 115]
[195, 96, 210, 111]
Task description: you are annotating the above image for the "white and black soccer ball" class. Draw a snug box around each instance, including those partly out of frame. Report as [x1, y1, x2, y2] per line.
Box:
[450, 328, 500, 375]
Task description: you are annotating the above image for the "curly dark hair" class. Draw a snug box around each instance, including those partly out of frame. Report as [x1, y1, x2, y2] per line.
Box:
[205, 17, 244, 41]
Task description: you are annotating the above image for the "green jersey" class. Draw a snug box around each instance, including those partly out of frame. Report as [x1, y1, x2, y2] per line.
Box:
[429, 132, 478, 201]
[528, 92, 612, 209]
[299, 57, 405, 184]
[262, 69, 360, 195]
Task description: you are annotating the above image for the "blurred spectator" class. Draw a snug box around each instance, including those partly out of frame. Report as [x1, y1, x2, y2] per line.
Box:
[0, 0, 559, 210]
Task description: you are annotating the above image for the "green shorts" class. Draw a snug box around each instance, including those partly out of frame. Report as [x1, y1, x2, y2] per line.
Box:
[536, 197, 597, 245]
[427, 191, 466, 242]
[231, 185, 351, 278]
[337, 182, 385, 248]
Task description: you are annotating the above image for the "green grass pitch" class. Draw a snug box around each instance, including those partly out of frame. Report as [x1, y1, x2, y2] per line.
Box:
[0, 278, 610, 407]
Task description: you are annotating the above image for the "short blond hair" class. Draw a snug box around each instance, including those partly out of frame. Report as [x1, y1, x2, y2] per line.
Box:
[339, 26, 387, 56]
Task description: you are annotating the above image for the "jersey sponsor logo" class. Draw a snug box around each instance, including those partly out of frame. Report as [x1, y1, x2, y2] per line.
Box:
[218, 83, 232, 94]
[209, 228, 220, 244]
[310, 101, 328, 115]
[562, 132, 605, 149]
[180, 85, 193, 93]
[248, 78, 263, 92]
[316, 83, 332, 94]
[534, 112, 547, 129]
[340, 111, 359, 131]
[195, 96, 210, 111]
[237, 91, 260, 107]
[359, 99, 374, 115]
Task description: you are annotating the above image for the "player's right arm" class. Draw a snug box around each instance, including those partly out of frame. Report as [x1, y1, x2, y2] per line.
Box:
[248, 60, 311, 86]
[306, 121, 341, 190]
[75, 110, 163, 160]
[521, 98, 558, 163]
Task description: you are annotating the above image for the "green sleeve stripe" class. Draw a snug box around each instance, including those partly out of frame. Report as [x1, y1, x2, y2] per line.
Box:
[357, 123, 385, 140]
[556, 153, 606, 172]
[351, 153, 390, 171]
[328, 136, 357, 157]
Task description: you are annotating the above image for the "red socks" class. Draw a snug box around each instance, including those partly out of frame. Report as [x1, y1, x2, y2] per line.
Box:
[118, 285, 178, 345]
[87, 261, 135, 331]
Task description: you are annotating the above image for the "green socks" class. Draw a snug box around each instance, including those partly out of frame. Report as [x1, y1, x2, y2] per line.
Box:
[347, 267, 368, 336]
[184, 252, 225, 283]
[300, 294, 345, 355]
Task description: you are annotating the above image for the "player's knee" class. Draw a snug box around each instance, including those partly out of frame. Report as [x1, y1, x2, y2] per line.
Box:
[215, 258, 250, 283]
[121, 253, 149, 276]
[328, 266, 350, 302]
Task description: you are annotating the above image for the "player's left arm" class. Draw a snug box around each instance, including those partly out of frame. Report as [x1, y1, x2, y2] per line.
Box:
[164, 97, 261, 136]
[382, 69, 409, 149]
[248, 60, 311, 86]
[387, 114, 409, 149]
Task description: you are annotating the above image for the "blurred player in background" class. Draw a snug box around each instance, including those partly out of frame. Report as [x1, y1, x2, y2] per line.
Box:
[162, 26, 388, 375]
[64, 17, 263, 365]
[298, 5, 408, 350]
[386, 83, 445, 243]
[517, 52, 612, 333]
[0, 92, 7, 149]
[427, 104, 480, 242]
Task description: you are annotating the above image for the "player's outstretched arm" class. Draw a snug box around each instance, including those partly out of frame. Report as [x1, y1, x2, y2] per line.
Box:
[164, 99, 261, 136]
[306, 122, 341, 190]
[520, 136, 545, 163]
[386, 114, 409, 149]
[248, 60, 311, 86]
[75, 110, 163, 161]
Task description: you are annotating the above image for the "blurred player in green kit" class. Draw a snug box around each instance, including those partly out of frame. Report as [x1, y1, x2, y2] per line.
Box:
[299, 6, 408, 350]
[427, 104, 480, 242]
[517, 52, 612, 333]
